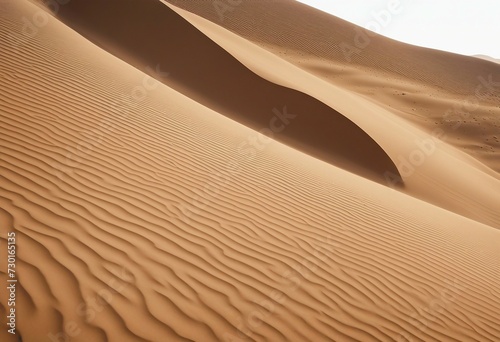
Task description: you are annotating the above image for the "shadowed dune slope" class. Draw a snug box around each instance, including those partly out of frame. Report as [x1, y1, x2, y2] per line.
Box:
[161, 3, 500, 229]
[1, 1, 500, 341]
[33, 0, 400, 185]
[163, 0, 500, 174]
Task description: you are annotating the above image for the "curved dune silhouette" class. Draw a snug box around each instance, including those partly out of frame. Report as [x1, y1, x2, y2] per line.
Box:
[42, 0, 401, 185]
[163, 0, 500, 174]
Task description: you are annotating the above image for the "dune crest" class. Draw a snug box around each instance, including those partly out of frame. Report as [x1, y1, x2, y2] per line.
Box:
[32, 0, 401, 185]
[159, 1, 500, 229]
[164, 0, 500, 175]
[475, 55, 500, 64]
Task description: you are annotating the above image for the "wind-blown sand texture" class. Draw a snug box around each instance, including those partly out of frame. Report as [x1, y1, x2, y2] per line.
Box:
[0, 0, 499, 341]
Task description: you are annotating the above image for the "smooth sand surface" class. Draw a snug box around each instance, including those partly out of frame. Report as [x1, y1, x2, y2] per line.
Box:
[1, 0, 499, 341]
[475, 55, 500, 64]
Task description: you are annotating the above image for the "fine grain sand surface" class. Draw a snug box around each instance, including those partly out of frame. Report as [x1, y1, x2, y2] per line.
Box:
[475, 55, 500, 65]
[0, 0, 499, 341]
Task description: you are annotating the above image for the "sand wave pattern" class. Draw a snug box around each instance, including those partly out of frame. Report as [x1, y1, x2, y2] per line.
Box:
[0, 1, 499, 341]
[40, 0, 401, 185]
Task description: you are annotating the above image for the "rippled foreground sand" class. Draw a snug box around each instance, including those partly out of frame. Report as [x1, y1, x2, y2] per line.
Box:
[0, 0, 499, 341]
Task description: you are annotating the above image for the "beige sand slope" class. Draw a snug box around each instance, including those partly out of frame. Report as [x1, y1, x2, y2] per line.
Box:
[30, 0, 500, 228]
[162, 2, 500, 230]
[164, 0, 500, 175]
[31, 0, 400, 186]
[475, 55, 500, 64]
[0, 1, 499, 342]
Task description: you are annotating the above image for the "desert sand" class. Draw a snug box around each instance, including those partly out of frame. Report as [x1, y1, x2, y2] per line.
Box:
[475, 55, 500, 64]
[0, 0, 499, 341]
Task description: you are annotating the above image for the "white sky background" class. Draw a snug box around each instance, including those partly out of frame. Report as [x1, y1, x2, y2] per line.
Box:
[296, 0, 500, 58]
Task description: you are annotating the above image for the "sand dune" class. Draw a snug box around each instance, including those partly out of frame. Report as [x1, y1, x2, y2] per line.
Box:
[0, 0, 499, 341]
[161, 1, 500, 229]
[32, 0, 400, 185]
[158, 2, 500, 227]
[475, 55, 500, 64]
[29, 0, 500, 228]
[164, 0, 500, 175]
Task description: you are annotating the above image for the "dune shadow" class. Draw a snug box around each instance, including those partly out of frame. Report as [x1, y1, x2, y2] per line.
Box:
[45, 0, 402, 185]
